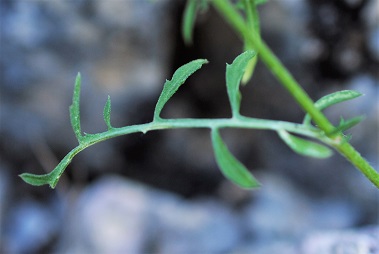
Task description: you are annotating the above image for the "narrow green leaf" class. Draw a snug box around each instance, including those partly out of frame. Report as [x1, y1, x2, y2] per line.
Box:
[69, 73, 83, 143]
[211, 128, 260, 189]
[226, 50, 257, 116]
[154, 59, 208, 120]
[182, 0, 198, 45]
[103, 95, 112, 130]
[303, 90, 362, 125]
[241, 0, 261, 84]
[329, 116, 365, 136]
[278, 129, 333, 158]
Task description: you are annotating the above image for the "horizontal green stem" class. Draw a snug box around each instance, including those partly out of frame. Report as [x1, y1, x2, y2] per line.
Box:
[20, 116, 326, 188]
[90, 117, 320, 143]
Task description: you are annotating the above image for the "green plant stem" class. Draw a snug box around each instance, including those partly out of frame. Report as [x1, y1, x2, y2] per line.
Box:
[335, 142, 379, 188]
[89, 117, 321, 144]
[212, 0, 334, 133]
[211, 0, 379, 188]
[20, 116, 326, 188]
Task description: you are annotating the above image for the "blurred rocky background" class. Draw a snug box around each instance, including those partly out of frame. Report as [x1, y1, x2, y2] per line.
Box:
[0, 0, 378, 253]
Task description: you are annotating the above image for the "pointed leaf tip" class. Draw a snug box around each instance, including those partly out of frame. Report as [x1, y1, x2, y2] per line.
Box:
[303, 90, 363, 125]
[211, 128, 260, 189]
[154, 59, 208, 120]
[226, 50, 257, 116]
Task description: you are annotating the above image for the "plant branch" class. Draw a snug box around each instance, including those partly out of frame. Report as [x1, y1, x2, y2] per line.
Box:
[211, 0, 335, 133]
[211, 0, 379, 188]
[20, 116, 327, 188]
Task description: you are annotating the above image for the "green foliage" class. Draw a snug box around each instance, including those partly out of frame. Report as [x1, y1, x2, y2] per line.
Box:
[211, 128, 260, 188]
[154, 59, 208, 120]
[226, 50, 256, 117]
[278, 130, 333, 159]
[331, 116, 365, 136]
[103, 96, 113, 130]
[19, 0, 379, 190]
[182, 0, 209, 45]
[303, 90, 363, 126]
[70, 73, 83, 143]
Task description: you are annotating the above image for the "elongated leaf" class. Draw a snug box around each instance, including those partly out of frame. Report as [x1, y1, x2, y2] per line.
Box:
[211, 128, 260, 189]
[182, 0, 198, 45]
[226, 50, 257, 117]
[70, 73, 83, 143]
[278, 130, 333, 158]
[241, 0, 261, 84]
[103, 95, 112, 130]
[154, 59, 208, 120]
[329, 116, 365, 136]
[303, 90, 362, 125]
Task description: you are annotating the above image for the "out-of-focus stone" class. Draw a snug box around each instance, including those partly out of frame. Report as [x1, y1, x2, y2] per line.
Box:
[58, 175, 242, 253]
[300, 226, 379, 254]
[243, 174, 361, 242]
[2, 200, 59, 253]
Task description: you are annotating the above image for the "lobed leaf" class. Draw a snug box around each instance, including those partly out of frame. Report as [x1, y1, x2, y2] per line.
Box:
[226, 50, 257, 117]
[154, 59, 208, 120]
[303, 90, 362, 125]
[278, 129, 333, 158]
[70, 73, 83, 143]
[211, 128, 260, 189]
[19, 148, 76, 188]
[103, 95, 113, 130]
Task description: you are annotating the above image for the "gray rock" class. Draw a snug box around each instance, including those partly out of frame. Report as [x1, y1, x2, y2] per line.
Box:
[154, 199, 241, 253]
[58, 175, 242, 253]
[362, 0, 379, 60]
[0, 166, 11, 253]
[243, 174, 361, 243]
[2, 199, 59, 253]
[300, 226, 379, 254]
[57, 176, 154, 254]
